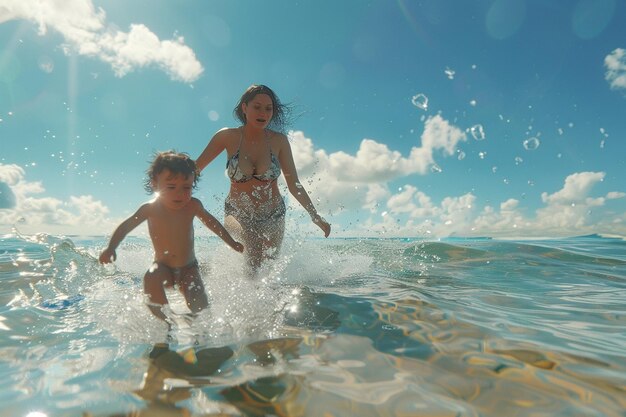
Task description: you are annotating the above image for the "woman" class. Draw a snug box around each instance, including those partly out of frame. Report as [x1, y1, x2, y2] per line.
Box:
[196, 84, 331, 273]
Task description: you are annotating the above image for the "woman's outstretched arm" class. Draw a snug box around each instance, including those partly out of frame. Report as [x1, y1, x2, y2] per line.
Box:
[196, 128, 229, 173]
[277, 134, 331, 237]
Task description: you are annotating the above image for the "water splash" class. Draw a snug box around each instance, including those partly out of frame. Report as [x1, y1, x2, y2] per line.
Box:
[523, 137, 540, 150]
[411, 93, 428, 111]
[470, 124, 485, 141]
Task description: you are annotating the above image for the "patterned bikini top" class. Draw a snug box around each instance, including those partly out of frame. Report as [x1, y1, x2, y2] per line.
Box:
[226, 129, 281, 183]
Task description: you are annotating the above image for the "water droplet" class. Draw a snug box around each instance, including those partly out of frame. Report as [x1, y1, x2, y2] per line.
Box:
[411, 93, 428, 111]
[431, 164, 442, 173]
[457, 150, 466, 160]
[514, 156, 523, 165]
[491, 166, 498, 173]
[469, 100, 477, 107]
[600, 140, 605, 148]
[38, 56, 54, 73]
[444, 67, 455, 79]
[523, 137, 540, 150]
[479, 151, 487, 159]
[470, 124, 485, 141]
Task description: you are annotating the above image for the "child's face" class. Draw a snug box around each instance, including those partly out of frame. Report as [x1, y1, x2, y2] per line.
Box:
[152, 169, 194, 210]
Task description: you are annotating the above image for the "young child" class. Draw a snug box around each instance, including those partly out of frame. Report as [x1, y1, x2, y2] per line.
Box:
[99, 151, 244, 323]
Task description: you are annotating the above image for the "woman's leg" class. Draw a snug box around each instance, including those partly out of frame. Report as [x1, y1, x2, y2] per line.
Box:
[224, 199, 286, 275]
[260, 215, 285, 261]
[225, 213, 262, 274]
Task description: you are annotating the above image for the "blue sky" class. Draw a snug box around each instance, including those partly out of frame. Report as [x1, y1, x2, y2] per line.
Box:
[1, 0, 625, 238]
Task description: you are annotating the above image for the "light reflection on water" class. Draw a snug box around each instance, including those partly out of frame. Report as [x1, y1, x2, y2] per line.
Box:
[0, 234, 625, 416]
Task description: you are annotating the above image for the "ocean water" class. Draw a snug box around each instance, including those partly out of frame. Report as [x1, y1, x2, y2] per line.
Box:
[0, 232, 625, 417]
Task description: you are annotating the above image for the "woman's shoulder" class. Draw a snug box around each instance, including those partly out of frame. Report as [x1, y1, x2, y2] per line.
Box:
[267, 129, 288, 144]
[214, 127, 240, 139]
[211, 127, 241, 148]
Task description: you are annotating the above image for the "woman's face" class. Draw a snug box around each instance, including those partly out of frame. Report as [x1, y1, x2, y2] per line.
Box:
[242, 93, 274, 128]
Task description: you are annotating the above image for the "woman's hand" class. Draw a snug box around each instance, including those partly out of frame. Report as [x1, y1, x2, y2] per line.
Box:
[232, 242, 245, 253]
[99, 248, 117, 264]
[312, 214, 331, 237]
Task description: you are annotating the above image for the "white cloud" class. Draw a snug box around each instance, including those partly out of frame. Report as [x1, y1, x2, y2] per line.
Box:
[325, 115, 465, 182]
[533, 172, 607, 233]
[387, 185, 420, 213]
[287, 127, 625, 238]
[385, 185, 438, 219]
[348, 170, 626, 238]
[0, 163, 25, 184]
[607, 191, 625, 199]
[0, 0, 203, 82]
[473, 200, 528, 236]
[364, 184, 390, 213]
[0, 163, 114, 234]
[0, 182, 16, 209]
[288, 114, 466, 215]
[604, 48, 626, 91]
[421, 114, 467, 156]
[541, 172, 605, 204]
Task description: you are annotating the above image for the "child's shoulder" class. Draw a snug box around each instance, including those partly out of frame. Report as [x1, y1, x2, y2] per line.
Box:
[142, 197, 170, 209]
[187, 197, 204, 210]
[126, 200, 155, 220]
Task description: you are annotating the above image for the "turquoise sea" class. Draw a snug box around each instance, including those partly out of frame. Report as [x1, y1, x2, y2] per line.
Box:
[0, 233, 625, 417]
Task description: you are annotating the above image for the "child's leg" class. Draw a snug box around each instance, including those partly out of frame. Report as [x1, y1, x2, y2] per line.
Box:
[143, 263, 173, 321]
[177, 261, 208, 314]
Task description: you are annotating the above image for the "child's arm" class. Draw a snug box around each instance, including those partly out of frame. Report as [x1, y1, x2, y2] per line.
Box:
[99, 204, 150, 263]
[193, 199, 244, 253]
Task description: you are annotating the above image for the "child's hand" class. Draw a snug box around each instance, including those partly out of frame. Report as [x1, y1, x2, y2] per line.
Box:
[233, 242, 244, 253]
[99, 248, 116, 264]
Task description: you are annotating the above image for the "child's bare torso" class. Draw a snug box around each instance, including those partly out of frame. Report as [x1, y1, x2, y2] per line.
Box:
[146, 200, 197, 268]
